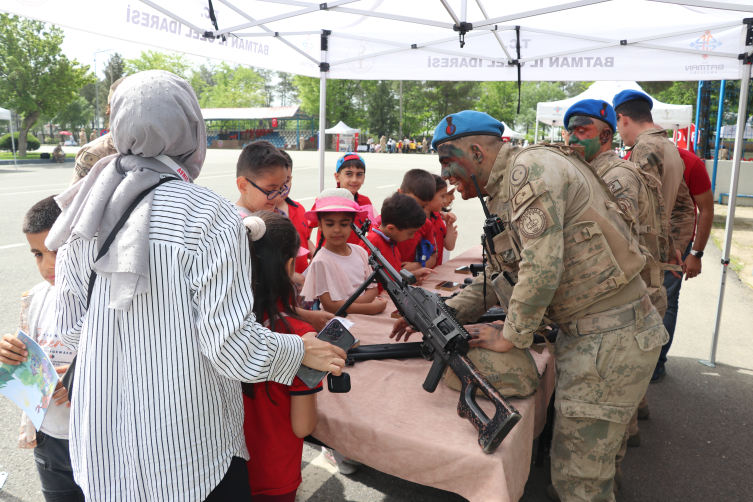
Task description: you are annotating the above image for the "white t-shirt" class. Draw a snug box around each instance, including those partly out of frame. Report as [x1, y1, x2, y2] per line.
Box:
[302, 244, 376, 302]
[36, 285, 75, 439]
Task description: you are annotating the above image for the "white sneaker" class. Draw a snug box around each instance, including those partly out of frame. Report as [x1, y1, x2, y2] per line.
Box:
[320, 447, 360, 475]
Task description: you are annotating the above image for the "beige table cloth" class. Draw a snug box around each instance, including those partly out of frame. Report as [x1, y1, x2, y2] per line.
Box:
[313, 246, 555, 502]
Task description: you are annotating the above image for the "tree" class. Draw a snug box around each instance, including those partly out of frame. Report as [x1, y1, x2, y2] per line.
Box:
[0, 15, 92, 155]
[364, 80, 397, 137]
[125, 50, 193, 79]
[191, 61, 217, 102]
[477, 81, 518, 125]
[199, 63, 265, 108]
[293, 75, 367, 130]
[257, 69, 276, 106]
[276, 72, 298, 107]
[55, 96, 94, 131]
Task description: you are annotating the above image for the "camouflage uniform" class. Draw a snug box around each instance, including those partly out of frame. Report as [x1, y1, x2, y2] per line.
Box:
[446, 143, 668, 502]
[70, 133, 117, 185]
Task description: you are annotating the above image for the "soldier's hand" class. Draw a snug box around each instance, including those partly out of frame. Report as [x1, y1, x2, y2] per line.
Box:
[390, 318, 417, 342]
[466, 322, 514, 353]
[669, 248, 684, 279]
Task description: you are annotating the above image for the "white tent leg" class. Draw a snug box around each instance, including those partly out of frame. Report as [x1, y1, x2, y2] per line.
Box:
[9, 113, 17, 170]
[700, 62, 752, 368]
[534, 120, 539, 144]
[318, 31, 329, 193]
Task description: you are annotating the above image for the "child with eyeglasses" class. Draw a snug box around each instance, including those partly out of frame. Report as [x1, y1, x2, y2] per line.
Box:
[235, 140, 291, 218]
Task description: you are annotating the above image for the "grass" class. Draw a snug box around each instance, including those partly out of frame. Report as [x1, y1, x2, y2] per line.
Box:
[0, 152, 44, 160]
[711, 235, 747, 275]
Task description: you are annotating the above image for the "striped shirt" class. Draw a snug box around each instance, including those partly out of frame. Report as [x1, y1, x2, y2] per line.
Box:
[55, 182, 305, 501]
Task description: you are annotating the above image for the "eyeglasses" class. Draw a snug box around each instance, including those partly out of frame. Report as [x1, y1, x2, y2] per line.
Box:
[245, 178, 290, 200]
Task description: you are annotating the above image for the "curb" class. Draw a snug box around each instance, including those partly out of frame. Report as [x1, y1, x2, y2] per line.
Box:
[0, 158, 74, 166]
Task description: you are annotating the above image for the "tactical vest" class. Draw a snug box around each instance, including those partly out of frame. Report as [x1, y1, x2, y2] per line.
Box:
[601, 153, 669, 303]
[486, 144, 647, 323]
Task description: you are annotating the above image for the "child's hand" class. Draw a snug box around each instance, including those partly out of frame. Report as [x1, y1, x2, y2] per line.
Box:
[53, 365, 71, 407]
[442, 211, 458, 225]
[301, 310, 334, 331]
[0, 333, 28, 365]
[371, 296, 388, 314]
[413, 268, 438, 285]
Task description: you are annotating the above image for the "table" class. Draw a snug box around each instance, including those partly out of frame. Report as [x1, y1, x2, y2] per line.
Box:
[313, 247, 556, 502]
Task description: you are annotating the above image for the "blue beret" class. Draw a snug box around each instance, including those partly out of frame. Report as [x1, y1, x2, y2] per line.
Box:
[564, 99, 617, 132]
[612, 90, 653, 111]
[431, 110, 505, 150]
[336, 152, 365, 172]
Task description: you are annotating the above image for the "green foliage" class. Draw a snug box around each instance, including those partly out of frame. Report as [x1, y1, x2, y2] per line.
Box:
[0, 15, 93, 155]
[0, 132, 40, 151]
[276, 72, 298, 107]
[125, 50, 193, 79]
[364, 81, 397, 137]
[639, 81, 698, 106]
[198, 63, 265, 108]
[55, 96, 94, 131]
[477, 81, 518, 126]
[293, 75, 368, 130]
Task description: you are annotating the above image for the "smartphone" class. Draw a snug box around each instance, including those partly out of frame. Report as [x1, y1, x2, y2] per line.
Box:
[436, 281, 461, 291]
[455, 265, 471, 275]
[296, 319, 358, 389]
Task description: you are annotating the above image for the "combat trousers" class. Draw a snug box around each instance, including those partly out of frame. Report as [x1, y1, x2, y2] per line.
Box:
[551, 294, 666, 502]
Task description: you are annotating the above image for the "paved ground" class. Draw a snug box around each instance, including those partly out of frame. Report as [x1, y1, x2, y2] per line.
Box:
[1, 150, 751, 501]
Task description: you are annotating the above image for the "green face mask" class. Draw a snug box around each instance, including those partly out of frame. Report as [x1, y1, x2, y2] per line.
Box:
[567, 130, 602, 160]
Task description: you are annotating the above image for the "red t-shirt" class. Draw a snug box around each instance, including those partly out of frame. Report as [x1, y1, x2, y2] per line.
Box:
[396, 218, 435, 265]
[359, 228, 401, 293]
[430, 212, 448, 267]
[677, 149, 712, 240]
[243, 312, 322, 497]
[286, 198, 312, 273]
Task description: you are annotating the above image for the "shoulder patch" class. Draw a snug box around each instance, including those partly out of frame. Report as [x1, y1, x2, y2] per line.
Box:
[511, 182, 535, 212]
[617, 197, 632, 216]
[519, 207, 548, 239]
[608, 179, 623, 194]
[509, 164, 528, 187]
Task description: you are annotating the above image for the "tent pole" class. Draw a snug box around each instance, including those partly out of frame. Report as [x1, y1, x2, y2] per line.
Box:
[318, 30, 331, 193]
[700, 64, 751, 368]
[711, 80, 726, 194]
[9, 111, 17, 170]
[694, 81, 703, 153]
[534, 119, 539, 144]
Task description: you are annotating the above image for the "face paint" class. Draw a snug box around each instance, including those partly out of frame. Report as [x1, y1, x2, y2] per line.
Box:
[567, 116, 604, 161]
[438, 143, 480, 200]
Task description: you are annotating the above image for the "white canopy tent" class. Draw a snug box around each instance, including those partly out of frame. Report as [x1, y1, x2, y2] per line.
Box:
[7, 0, 753, 365]
[324, 121, 360, 134]
[501, 121, 525, 141]
[535, 81, 694, 142]
[0, 107, 17, 169]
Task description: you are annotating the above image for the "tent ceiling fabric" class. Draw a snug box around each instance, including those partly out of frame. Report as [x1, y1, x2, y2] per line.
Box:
[0, 108, 10, 121]
[537, 81, 694, 129]
[501, 122, 525, 139]
[4, 0, 752, 81]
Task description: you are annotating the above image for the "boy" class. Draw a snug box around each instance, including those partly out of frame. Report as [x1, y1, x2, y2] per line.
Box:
[235, 140, 291, 218]
[333, 153, 373, 245]
[0, 196, 84, 502]
[359, 193, 436, 290]
[277, 150, 315, 273]
[396, 169, 438, 270]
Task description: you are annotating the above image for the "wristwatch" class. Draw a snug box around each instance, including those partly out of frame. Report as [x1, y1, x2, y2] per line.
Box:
[690, 249, 704, 258]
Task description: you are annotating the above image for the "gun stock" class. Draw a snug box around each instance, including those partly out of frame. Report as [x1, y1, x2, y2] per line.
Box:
[344, 222, 522, 453]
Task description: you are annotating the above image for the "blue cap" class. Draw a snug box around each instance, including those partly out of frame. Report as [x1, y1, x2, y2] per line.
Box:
[336, 152, 365, 173]
[612, 90, 653, 111]
[431, 110, 505, 150]
[564, 99, 617, 132]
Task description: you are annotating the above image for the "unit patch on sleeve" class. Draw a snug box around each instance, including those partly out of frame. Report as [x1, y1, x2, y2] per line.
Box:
[519, 207, 548, 239]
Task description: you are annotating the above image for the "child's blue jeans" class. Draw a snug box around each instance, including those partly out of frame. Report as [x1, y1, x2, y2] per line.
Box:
[34, 431, 86, 502]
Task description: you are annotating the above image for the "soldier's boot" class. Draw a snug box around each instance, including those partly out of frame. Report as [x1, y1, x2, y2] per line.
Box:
[614, 464, 623, 491]
[637, 393, 650, 420]
[627, 431, 641, 447]
[627, 405, 640, 447]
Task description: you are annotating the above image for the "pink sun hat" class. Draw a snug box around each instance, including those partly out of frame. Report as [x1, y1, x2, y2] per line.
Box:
[304, 188, 368, 223]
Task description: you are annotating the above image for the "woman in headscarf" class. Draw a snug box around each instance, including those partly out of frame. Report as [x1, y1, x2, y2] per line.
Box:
[47, 71, 346, 502]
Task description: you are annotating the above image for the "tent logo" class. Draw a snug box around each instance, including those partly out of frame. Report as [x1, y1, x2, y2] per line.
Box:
[347, 39, 376, 73]
[302, 35, 315, 55]
[690, 31, 722, 54]
[554, 106, 562, 114]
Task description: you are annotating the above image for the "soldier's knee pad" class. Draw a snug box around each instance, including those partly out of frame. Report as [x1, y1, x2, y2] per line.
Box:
[443, 347, 540, 398]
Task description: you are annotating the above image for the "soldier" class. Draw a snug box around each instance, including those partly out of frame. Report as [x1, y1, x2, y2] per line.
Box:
[79, 128, 87, 147]
[613, 90, 696, 442]
[379, 134, 387, 153]
[71, 77, 125, 185]
[89, 130, 97, 142]
[394, 110, 667, 502]
[422, 137, 428, 154]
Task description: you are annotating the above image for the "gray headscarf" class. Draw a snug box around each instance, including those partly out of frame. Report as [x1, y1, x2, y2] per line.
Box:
[47, 70, 206, 310]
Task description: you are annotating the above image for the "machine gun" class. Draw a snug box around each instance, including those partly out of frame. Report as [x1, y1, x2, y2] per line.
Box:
[335, 221, 521, 453]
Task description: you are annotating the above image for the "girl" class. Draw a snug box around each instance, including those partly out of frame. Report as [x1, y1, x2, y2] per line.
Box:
[429, 175, 458, 266]
[242, 211, 322, 502]
[302, 189, 388, 315]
